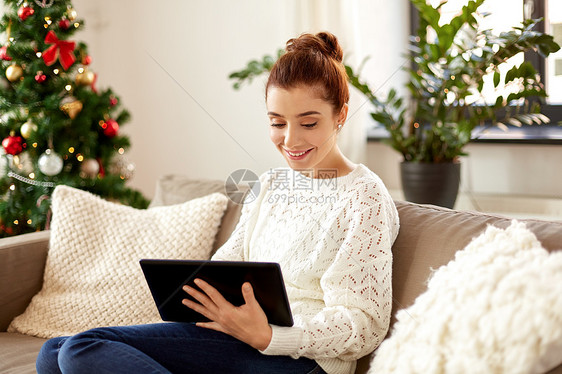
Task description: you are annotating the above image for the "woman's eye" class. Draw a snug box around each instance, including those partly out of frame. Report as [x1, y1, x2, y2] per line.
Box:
[270, 123, 286, 128]
[303, 122, 317, 128]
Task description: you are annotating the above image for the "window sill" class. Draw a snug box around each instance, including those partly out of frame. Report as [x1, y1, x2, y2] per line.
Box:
[367, 125, 562, 145]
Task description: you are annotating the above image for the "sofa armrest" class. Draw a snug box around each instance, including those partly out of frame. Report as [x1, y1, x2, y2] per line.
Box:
[0, 230, 50, 331]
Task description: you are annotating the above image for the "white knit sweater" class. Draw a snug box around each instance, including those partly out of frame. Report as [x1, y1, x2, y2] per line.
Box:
[212, 164, 399, 374]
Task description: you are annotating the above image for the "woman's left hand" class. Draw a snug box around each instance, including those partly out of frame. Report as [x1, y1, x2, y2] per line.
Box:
[182, 279, 272, 351]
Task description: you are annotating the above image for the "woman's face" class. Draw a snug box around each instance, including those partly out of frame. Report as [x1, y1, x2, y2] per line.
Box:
[266, 85, 347, 174]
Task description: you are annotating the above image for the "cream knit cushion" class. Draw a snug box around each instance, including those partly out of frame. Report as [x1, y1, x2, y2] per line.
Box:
[8, 185, 228, 339]
[370, 220, 562, 374]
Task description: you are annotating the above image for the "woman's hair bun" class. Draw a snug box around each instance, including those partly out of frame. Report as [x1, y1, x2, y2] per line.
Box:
[285, 31, 344, 63]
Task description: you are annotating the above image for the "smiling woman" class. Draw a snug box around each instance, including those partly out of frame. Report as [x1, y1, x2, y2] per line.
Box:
[36, 31, 400, 374]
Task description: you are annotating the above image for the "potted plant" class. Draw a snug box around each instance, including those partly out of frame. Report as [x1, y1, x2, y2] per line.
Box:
[229, 0, 560, 208]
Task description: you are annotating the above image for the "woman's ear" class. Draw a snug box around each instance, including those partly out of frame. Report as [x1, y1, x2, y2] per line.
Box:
[337, 104, 349, 126]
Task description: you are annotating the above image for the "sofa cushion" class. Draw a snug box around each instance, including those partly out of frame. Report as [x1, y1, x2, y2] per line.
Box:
[390, 201, 562, 328]
[149, 174, 245, 254]
[8, 186, 228, 339]
[0, 333, 46, 374]
[370, 220, 562, 373]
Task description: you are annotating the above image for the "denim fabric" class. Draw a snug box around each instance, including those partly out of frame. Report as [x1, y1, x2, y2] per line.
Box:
[36, 322, 326, 374]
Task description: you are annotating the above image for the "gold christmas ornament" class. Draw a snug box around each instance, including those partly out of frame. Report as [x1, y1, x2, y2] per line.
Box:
[67, 7, 77, 21]
[60, 96, 83, 119]
[75, 68, 95, 86]
[20, 121, 38, 139]
[6, 64, 23, 82]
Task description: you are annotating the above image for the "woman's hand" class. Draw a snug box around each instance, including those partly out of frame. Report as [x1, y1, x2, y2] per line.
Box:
[182, 279, 272, 351]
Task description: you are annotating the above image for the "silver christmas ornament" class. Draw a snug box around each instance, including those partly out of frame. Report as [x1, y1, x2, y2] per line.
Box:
[38, 149, 63, 176]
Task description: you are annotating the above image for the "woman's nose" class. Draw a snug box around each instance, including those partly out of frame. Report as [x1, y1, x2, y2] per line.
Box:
[283, 124, 299, 148]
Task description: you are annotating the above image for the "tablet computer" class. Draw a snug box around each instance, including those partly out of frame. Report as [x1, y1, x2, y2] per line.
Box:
[139, 259, 293, 327]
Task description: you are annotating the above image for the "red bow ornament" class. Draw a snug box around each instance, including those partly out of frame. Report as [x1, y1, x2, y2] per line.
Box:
[42, 30, 76, 70]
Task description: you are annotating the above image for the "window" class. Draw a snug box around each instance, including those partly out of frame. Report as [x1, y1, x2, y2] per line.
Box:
[405, 0, 562, 144]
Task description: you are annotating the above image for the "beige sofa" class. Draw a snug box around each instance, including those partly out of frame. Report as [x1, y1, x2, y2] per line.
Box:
[1, 175, 561, 374]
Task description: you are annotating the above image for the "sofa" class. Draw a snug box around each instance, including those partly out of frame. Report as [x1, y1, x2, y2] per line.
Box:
[1, 174, 561, 374]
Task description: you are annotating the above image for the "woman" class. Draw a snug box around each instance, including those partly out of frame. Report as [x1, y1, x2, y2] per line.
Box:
[37, 31, 399, 374]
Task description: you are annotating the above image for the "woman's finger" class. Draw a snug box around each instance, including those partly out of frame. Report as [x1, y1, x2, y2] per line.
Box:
[192, 279, 230, 308]
[181, 298, 215, 321]
[183, 284, 216, 312]
[241, 282, 257, 307]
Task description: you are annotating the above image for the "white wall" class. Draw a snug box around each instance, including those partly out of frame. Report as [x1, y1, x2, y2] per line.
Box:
[70, 0, 410, 198]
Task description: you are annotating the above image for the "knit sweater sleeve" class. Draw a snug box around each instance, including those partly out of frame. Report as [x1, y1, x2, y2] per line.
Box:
[261, 182, 398, 362]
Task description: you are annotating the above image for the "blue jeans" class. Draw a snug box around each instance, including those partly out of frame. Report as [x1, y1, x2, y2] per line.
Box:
[36, 322, 326, 374]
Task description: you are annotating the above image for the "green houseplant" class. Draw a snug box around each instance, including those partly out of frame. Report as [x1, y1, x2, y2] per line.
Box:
[229, 0, 560, 208]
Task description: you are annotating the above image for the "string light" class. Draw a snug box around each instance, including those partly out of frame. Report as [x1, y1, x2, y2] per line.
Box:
[27, 219, 32, 225]
[29, 173, 35, 179]
[118, 148, 125, 154]
[9, 184, 15, 191]
[68, 147, 75, 153]
[65, 84, 72, 91]
[53, 69, 59, 75]
[36, 52, 42, 58]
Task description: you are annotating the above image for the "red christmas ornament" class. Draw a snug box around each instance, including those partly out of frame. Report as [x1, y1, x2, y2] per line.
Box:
[35, 71, 47, 83]
[18, 5, 35, 21]
[2, 135, 25, 155]
[82, 55, 92, 65]
[42, 30, 76, 70]
[109, 97, 118, 107]
[103, 119, 119, 138]
[58, 18, 70, 30]
[0, 46, 12, 61]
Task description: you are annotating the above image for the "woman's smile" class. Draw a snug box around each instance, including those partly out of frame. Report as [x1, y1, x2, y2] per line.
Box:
[283, 148, 314, 160]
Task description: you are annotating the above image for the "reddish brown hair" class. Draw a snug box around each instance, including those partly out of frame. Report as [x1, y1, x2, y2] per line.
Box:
[265, 32, 350, 114]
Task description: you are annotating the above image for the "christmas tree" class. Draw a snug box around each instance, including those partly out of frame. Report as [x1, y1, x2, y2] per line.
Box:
[0, 0, 149, 237]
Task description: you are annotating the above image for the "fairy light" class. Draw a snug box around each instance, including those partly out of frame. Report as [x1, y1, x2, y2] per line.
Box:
[68, 146, 75, 153]
[74, 22, 79, 28]
[65, 84, 72, 91]
[32, 142, 38, 148]
[414, 122, 420, 129]
[27, 219, 32, 225]
[118, 147, 125, 154]
[53, 69, 59, 75]
[77, 154, 84, 162]
[29, 173, 35, 179]
[36, 52, 42, 58]
[78, 67, 84, 73]
[13, 220, 19, 225]
[9, 184, 15, 191]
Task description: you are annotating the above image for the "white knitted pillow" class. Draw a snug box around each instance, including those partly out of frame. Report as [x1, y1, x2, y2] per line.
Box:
[370, 220, 562, 374]
[8, 185, 228, 339]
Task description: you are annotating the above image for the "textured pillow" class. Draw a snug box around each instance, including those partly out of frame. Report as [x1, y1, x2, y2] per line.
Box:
[8, 185, 228, 339]
[370, 220, 562, 374]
